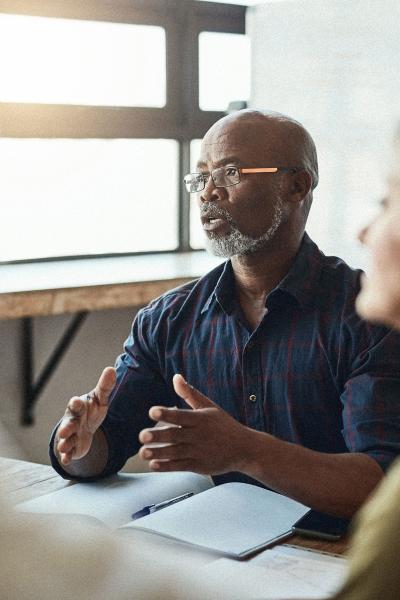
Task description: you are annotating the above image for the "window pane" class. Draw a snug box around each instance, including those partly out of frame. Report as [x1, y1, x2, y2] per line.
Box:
[0, 139, 178, 262]
[199, 32, 251, 111]
[0, 14, 166, 107]
[189, 139, 206, 250]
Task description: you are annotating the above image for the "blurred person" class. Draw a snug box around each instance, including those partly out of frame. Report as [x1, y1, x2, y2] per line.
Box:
[0, 419, 164, 599]
[1, 424, 243, 599]
[1, 416, 220, 600]
[51, 110, 400, 519]
[330, 130, 400, 600]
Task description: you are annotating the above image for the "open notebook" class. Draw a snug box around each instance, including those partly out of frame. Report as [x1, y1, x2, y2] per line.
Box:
[18, 471, 309, 559]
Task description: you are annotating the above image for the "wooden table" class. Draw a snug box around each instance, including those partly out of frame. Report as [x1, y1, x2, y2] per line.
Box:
[0, 252, 221, 320]
[0, 456, 348, 556]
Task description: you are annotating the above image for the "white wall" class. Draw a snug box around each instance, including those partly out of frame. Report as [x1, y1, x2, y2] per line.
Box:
[0, 308, 148, 469]
[247, 0, 400, 269]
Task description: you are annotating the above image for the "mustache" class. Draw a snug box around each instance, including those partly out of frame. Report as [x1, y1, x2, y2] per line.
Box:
[200, 202, 234, 223]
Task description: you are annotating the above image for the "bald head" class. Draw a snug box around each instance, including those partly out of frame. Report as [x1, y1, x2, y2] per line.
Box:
[197, 109, 319, 256]
[203, 109, 319, 192]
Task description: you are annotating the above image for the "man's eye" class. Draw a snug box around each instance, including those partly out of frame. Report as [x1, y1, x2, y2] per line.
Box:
[226, 167, 238, 176]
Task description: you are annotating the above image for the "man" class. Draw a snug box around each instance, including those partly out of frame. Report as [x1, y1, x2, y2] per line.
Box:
[50, 109, 400, 518]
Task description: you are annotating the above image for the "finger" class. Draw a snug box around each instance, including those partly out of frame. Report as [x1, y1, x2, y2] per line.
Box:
[139, 425, 185, 445]
[172, 374, 215, 410]
[92, 366, 116, 407]
[66, 397, 86, 418]
[149, 406, 197, 427]
[59, 451, 74, 465]
[57, 433, 78, 455]
[139, 443, 186, 461]
[57, 413, 82, 439]
[149, 459, 195, 472]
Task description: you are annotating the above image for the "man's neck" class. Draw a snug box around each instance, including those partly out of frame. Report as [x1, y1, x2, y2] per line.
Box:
[231, 235, 303, 303]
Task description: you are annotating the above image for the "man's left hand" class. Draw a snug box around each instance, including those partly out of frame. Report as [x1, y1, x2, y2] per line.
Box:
[138, 374, 250, 475]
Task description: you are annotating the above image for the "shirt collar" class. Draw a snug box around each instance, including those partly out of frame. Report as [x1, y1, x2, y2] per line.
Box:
[200, 233, 324, 314]
[276, 233, 324, 309]
[201, 260, 235, 315]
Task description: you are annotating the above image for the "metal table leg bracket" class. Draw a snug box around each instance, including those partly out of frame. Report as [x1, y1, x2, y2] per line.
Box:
[21, 312, 88, 425]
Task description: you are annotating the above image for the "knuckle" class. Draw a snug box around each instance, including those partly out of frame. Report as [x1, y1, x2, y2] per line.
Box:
[157, 445, 172, 459]
[170, 445, 181, 459]
[165, 426, 179, 442]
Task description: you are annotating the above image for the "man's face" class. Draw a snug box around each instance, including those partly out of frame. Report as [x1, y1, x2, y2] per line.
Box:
[196, 119, 290, 258]
[356, 176, 400, 328]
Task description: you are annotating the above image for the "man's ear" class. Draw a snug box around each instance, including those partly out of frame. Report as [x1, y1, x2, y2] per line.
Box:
[290, 170, 312, 203]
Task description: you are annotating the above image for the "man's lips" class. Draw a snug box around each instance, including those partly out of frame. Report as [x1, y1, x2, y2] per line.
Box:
[201, 207, 233, 234]
[202, 217, 227, 231]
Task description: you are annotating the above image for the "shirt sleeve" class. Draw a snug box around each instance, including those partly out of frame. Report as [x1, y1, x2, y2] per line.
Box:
[340, 320, 400, 472]
[49, 303, 175, 480]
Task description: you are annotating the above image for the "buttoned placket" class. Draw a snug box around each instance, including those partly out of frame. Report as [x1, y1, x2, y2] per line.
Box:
[241, 314, 269, 432]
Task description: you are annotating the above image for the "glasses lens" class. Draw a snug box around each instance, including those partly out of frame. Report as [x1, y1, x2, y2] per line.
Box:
[213, 165, 240, 187]
[184, 173, 204, 193]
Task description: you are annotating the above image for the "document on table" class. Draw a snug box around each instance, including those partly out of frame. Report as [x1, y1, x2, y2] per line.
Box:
[200, 544, 348, 599]
[17, 471, 213, 529]
[18, 474, 309, 559]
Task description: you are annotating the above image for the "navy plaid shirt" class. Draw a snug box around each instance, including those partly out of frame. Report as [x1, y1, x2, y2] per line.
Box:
[51, 234, 400, 484]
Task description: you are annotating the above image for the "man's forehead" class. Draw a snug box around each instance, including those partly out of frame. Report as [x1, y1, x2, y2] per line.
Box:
[198, 130, 281, 168]
[204, 120, 273, 146]
[198, 139, 244, 165]
[199, 122, 264, 160]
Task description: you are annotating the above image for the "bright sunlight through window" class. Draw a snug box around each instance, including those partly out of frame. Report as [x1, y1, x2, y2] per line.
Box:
[0, 139, 178, 261]
[0, 14, 166, 107]
[199, 32, 251, 111]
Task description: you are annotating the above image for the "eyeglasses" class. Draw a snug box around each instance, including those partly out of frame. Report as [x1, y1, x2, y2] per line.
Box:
[183, 165, 303, 193]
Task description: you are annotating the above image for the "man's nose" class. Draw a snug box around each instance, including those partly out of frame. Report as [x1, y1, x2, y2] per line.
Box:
[199, 177, 223, 203]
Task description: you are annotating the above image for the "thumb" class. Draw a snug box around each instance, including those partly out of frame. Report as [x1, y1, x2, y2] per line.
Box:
[172, 374, 215, 410]
[93, 366, 116, 406]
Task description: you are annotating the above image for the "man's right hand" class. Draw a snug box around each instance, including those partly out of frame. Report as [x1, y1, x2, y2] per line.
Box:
[56, 367, 116, 466]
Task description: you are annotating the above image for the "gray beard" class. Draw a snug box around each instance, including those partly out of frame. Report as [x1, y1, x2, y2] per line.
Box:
[204, 199, 284, 258]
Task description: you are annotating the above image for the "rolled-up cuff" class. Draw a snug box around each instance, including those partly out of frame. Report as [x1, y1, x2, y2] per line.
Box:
[48, 422, 118, 482]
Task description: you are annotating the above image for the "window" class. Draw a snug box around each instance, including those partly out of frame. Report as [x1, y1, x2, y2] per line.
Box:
[199, 32, 251, 111]
[0, 0, 246, 263]
[0, 138, 178, 261]
[0, 14, 166, 107]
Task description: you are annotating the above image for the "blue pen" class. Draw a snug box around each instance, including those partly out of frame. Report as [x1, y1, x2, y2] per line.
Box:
[131, 492, 194, 520]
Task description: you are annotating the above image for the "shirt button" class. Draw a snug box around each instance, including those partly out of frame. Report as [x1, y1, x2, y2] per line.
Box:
[249, 394, 257, 402]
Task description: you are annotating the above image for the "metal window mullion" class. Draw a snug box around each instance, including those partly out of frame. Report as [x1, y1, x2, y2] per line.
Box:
[178, 139, 191, 251]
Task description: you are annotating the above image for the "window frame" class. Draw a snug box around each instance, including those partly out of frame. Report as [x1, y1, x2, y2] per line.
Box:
[0, 0, 246, 264]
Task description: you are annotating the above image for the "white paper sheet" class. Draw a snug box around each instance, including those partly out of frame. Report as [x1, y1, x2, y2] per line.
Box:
[127, 482, 309, 558]
[17, 471, 213, 529]
[201, 544, 348, 599]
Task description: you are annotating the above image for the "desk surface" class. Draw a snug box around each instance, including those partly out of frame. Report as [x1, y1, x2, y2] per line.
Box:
[0, 252, 222, 319]
[0, 456, 348, 556]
